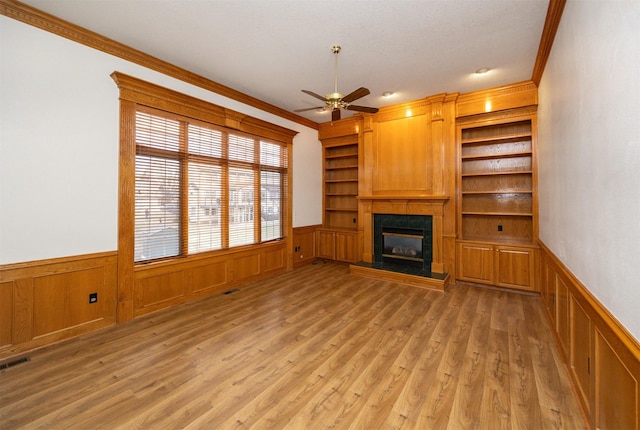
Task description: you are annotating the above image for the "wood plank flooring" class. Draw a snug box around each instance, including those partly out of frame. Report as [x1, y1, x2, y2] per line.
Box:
[0, 262, 586, 429]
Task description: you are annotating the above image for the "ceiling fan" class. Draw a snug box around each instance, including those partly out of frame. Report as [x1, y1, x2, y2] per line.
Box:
[295, 45, 379, 121]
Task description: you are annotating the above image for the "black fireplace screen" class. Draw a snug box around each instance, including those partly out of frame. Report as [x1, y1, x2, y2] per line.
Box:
[382, 228, 423, 262]
[374, 214, 432, 272]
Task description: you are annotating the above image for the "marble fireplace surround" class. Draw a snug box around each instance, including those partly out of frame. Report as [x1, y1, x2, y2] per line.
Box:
[350, 195, 450, 291]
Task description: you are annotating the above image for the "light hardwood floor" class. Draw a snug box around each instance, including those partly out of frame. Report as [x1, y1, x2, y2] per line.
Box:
[0, 262, 586, 429]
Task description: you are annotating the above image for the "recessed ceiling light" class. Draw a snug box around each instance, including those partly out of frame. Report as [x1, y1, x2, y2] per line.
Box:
[382, 91, 394, 98]
[475, 67, 491, 75]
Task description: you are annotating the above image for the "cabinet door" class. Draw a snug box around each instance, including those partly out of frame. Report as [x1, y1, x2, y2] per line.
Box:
[495, 246, 535, 290]
[457, 242, 494, 284]
[336, 232, 358, 263]
[316, 231, 336, 260]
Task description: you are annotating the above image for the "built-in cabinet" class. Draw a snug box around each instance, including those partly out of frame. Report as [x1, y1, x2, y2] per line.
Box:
[316, 228, 359, 263]
[456, 108, 539, 291]
[457, 241, 536, 290]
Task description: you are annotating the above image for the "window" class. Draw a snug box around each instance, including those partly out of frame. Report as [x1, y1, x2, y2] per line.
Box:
[133, 109, 288, 263]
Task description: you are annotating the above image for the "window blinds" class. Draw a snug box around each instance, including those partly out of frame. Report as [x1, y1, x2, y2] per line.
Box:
[133, 109, 287, 263]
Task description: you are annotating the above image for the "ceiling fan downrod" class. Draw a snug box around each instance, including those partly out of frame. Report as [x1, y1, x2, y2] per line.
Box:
[328, 45, 343, 102]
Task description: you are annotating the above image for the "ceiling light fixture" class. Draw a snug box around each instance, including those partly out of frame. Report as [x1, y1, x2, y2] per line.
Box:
[475, 67, 491, 75]
[382, 91, 394, 98]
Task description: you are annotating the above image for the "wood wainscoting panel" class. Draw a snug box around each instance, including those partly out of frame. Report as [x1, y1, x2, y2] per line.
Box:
[12, 278, 33, 345]
[293, 225, 319, 267]
[539, 240, 640, 429]
[570, 295, 592, 414]
[132, 242, 288, 318]
[136, 271, 186, 312]
[261, 246, 285, 274]
[32, 266, 114, 339]
[596, 329, 638, 430]
[0, 281, 13, 347]
[0, 252, 117, 360]
[232, 254, 261, 281]
[556, 275, 570, 359]
[190, 261, 228, 294]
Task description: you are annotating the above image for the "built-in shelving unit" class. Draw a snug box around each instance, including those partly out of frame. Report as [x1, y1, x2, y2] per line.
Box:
[314, 119, 361, 265]
[459, 118, 535, 244]
[456, 111, 538, 291]
[323, 142, 359, 230]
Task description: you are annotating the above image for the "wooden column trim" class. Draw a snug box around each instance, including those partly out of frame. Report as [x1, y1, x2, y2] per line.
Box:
[116, 99, 136, 324]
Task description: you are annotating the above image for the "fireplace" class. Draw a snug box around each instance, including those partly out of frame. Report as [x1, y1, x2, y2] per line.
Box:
[382, 227, 424, 267]
[373, 214, 432, 273]
[350, 195, 450, 290]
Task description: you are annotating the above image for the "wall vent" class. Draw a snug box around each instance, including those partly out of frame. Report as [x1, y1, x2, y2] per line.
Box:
[223, 288, 239, 295]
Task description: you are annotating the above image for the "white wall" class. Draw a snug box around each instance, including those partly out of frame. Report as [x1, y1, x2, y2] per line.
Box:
[0, 16, 321, 265]
[538, 1, 640, 340]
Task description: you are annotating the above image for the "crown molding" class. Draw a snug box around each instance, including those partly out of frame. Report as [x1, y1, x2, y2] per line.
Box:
[531, 0, 567, 85]
[0, 0, 319, 130]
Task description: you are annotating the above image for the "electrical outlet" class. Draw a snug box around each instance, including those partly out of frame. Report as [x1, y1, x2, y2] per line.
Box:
[89, 292, 98, 304]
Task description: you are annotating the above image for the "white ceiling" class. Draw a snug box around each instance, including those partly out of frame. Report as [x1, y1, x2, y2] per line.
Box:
[22, 0, 550, 124]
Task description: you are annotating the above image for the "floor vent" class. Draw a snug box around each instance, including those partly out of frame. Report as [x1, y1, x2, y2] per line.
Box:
[223, 288, 239, 295]
[0, 356, 30, 370]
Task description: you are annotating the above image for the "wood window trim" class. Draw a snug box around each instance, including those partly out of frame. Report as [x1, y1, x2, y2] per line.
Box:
[112, 72, 296, 323]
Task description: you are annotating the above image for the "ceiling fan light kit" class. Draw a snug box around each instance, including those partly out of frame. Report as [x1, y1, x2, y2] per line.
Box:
[295, 45, 379, 121]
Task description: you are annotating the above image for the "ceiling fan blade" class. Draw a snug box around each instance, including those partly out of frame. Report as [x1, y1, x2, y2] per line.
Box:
[332, 109, 341, 121]
[294, 106, 325, 112]
[341, 87, 370, 103]
[346, 105, 379, 114]
[301, 90, 328, 102]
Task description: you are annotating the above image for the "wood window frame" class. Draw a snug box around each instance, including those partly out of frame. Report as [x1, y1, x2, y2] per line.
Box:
[112, 72, 297, 323]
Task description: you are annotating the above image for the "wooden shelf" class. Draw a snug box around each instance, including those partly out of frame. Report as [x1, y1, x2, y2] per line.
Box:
[326, 208, 358, 212]
[461, 131, 532, 145]
[461, 150, 532, 161]
[462, 190, 532, 195]
[461, 170, 533, 177]
[325, 165, 358, 170]
[325, 152, 358, 159]
[462, 211, 533, 217]
[327, 193, 358, 197]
